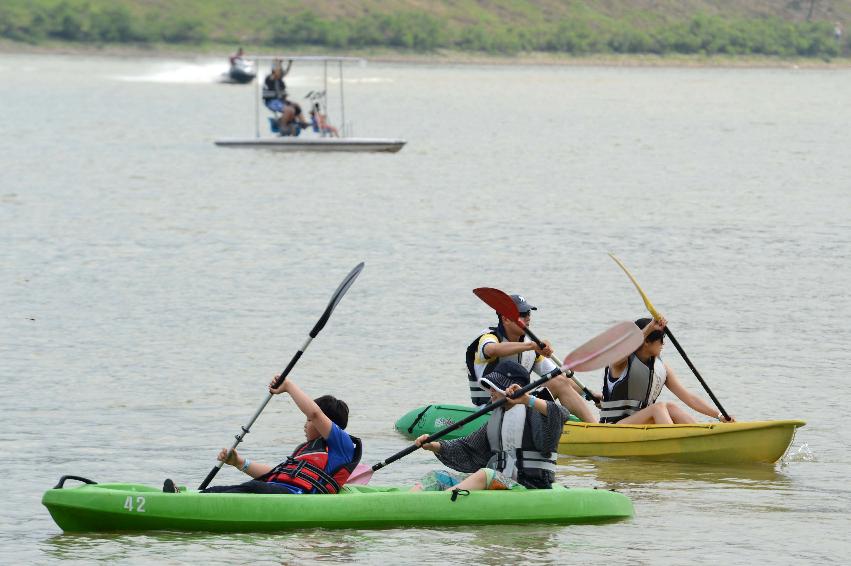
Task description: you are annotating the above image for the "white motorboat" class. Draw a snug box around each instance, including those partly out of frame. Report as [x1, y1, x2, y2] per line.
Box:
[215, 55, 405, 153]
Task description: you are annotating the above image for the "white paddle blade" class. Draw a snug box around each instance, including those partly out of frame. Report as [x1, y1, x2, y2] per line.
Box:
[563, 321, 643, 373]
[346, 464, 373, 485]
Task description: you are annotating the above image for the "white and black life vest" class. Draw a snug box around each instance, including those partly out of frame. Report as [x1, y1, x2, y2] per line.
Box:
[465, 326, 554, 406]
[599, 354, 667, 423]
[485, 405, 557, 489]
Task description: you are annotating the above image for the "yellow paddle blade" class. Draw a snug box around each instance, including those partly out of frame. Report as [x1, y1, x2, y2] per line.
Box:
[608, 253, 661, 320]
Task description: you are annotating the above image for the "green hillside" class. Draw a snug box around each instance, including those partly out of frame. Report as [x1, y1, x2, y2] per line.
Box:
[2, 0, 849, 58]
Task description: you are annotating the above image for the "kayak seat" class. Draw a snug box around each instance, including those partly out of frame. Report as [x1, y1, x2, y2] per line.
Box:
[269, 117, 303, 137]
[268, 117, 280, 134]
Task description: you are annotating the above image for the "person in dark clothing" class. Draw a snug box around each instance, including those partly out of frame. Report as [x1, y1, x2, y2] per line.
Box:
[262, 59, 293, 113]
[412, 361, 570, 492]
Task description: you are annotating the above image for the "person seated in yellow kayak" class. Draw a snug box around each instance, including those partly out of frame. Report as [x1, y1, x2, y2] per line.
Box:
[163, 376, 362, 494]
[600, 317, 735, 424]
[466, 293, 598, 422]
[412, 360, 570, 492]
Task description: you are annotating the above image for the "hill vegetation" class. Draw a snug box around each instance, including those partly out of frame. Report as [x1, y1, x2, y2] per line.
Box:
[2, 0, 849, 58]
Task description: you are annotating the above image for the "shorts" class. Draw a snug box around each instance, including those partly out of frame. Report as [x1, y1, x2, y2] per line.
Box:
[264, 99, 287, 113]
[416, 469, 465, 491]
[481, 468, 518, 490]
[416, 468, 519, 491]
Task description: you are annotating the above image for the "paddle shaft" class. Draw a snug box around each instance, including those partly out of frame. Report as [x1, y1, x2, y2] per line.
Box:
[608, 254, 730, 421]
[368, 371, 563, 473]
[198, 336, 313, 490]
[664, 327, 730, 421]
[518, 322, 597, 401]
[197, 262, 364, 490]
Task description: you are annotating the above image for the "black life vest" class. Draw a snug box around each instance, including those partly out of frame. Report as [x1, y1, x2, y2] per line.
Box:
[485, 406, 557, 489]
[599, 354, 666, 423]
[263, 75, 287, 101]
[466, 326, 561, 405]
[466, 326, 546, 406]
[259, 435, 362, 494]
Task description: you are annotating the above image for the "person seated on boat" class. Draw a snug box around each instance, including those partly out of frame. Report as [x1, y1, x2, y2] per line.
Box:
[412, 360, 569, 492]
[276, 102, 311, 137]
[599, 317, 735, 424]
[310, 102, 339, 137]
[229, 47, 245, 66]
[262, 59, 293, 114]
[466, 293, 600, 423]
[162, 376, 361, 494]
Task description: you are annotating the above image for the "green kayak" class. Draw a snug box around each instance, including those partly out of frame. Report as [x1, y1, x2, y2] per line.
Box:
[395, 404, 581, 440]
[43, 478, 633, 532]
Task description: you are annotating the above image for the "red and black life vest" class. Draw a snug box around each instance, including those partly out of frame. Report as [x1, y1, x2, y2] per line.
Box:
[259, 435, 362, 494]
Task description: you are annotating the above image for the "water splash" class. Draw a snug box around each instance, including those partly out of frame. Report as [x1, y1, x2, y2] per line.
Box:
[780, 442, 815, 466]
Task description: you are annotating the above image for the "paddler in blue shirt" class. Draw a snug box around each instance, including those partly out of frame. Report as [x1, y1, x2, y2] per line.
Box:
[163, 377, 361, 494]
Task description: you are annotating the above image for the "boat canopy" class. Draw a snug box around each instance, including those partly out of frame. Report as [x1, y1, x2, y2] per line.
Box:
[248, 55, 366, 139]
[252, 55, 364, 63]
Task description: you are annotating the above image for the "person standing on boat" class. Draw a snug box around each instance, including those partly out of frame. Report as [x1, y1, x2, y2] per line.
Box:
[599, 317, 735, 424]
[163, 376, 361, 494]
[465, 294, 599, 422]
[413, 360, 570, 492]
[262, 59, 293, 113]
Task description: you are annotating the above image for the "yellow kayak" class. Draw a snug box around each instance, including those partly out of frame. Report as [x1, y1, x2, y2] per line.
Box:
[559, 420, 805, 464]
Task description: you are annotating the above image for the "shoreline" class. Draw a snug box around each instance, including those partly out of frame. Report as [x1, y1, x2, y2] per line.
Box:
[3, 39, 851, 69]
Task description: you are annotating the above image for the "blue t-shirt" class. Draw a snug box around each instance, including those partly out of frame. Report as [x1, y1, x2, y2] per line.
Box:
[324, 423, 356, 475]
[269, 423, 356, 494]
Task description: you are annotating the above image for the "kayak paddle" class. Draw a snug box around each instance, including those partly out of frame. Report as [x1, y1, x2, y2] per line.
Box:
[347, 320, 643, 484]
[473, 287, 599, 402]
[198, 262, 365, 490]
[608, 253, 731, 421]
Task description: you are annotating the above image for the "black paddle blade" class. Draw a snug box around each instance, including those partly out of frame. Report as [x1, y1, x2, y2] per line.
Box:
[198, 466, 220, 491]
[309, 262, 364, 338]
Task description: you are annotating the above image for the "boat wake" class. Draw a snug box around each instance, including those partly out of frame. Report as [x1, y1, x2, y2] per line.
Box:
[113, 61, 234, 84]
[112, 61, 392, 86]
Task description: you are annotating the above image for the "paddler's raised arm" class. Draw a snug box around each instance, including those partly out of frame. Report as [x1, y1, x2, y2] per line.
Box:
[269, 376, 334, 440]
